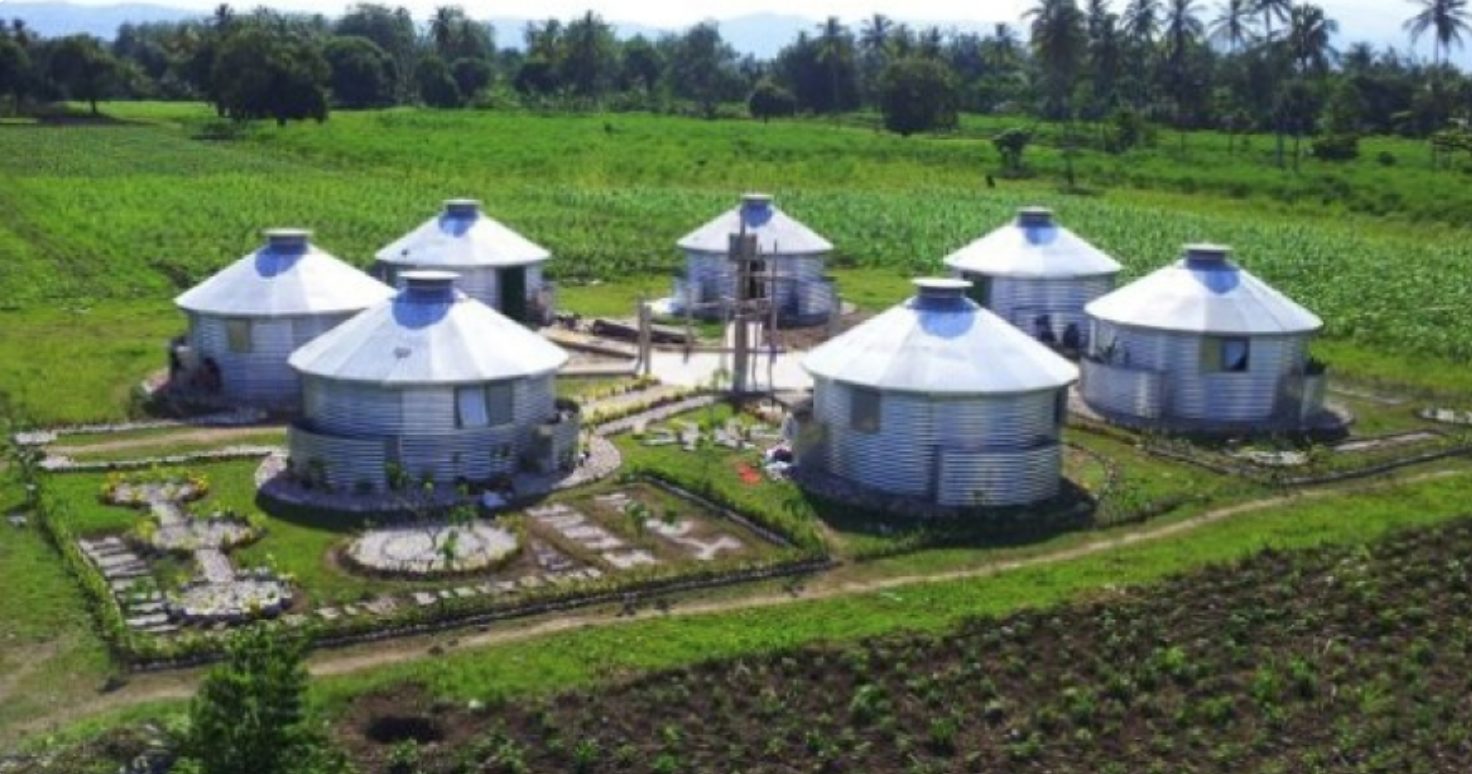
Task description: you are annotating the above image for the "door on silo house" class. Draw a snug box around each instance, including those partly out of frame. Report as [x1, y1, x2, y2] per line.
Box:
[501, 267, 527, 323]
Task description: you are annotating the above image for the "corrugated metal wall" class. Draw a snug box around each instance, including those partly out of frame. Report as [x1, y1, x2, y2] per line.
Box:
[938, 446, 1061, 506]
[685, 251, 834, 323]
[811, 378, 1064, 505]
[1084, 322, 1313, 426]
[957, 272, 1112, 346]
[189, 312, 353, 408]
[292, 373, 558, 488]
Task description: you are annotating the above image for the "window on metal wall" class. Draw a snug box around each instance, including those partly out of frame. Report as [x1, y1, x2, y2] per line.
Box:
[225, 319, 253, 353]
[486, 382, 515, 425]
[456, 383, 516, 428]
[456, 386, 489, 428]
[850, 387, 881, 433]
[1202, 336, 1251, 372]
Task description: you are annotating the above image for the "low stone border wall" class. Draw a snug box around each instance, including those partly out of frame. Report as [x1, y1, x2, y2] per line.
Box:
[41, 445, 282, 473]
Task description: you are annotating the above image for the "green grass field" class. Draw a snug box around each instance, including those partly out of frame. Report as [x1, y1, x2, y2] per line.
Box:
[6, 105, 1472, 758]
[3, 105, 1472, 424]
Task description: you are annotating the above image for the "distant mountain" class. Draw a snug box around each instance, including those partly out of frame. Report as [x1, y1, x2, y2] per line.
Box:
[3, 1, 204, 38]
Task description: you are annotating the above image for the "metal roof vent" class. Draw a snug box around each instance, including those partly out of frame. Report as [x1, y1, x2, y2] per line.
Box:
[265, 228, 311, 252]
[1016, 207, 1055, 228]
[1184, 243, 1232, 267]
[443, 198, 481, 218]
[911, 277, 972, 310]
[400, 270, 460, 302]
[741, 192, 774, 214]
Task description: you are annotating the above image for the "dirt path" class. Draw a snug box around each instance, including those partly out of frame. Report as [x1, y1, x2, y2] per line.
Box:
[47, 426, 286, 456]
[8, 468, 1462, 743]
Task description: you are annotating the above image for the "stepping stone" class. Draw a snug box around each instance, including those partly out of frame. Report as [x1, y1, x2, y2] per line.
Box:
[316, 607, 340, 621]
[280, 613, 309, 627]
[106, 566, 151, 580]
[454, 586, 478, 598]
[546, 573, 571, 586]
[412, 592, 438, 607]
[139, 623, 179, 635]
[517, 575, 544, 589]
[128, 601, 166, 615]
[436, 589, 455, 600]
[127, 613, 170, 628]
[494, 580, 519, 593]
[584, 567, 603, 579]
[476, 582, 497, 595]
[342, 605, 362, 617]
[363, 597, 398, 615]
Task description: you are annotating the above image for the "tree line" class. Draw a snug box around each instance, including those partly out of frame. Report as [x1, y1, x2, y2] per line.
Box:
[1, 0, 1469, 146]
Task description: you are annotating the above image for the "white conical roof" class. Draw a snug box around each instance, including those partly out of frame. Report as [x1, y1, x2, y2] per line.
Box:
[289, 271, 567, 385]
[375, 199, 551, 268]
[803, 279, 1078, 395]
[1086, 244, 1322, 335]
[175, 229, 393, 317]
[678, 193, 833, 256]
[943, 207, 1122, 278]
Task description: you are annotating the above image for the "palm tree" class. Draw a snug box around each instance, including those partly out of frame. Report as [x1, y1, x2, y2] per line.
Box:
[1162, 0, 1205, 149]
[429, 6, 459, 58]
[1123, 0, 1162, 44]
[1254, 0, 1293, 167]
[813, 17, 851, 115]
[1404, 0, 1468, 163]
[1404, 0, 1472, 67]
[1027, 0, 1088, 187]
[1254, 0, 1292, 42]
[1209, 0, 1256, 52]
[1285, 3, 1337, 75]
[859, 13, 893, 61]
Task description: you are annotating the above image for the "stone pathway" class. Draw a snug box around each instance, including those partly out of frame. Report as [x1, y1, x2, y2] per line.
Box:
[77, 537, 174, 635]
[92, 480, 292, 628]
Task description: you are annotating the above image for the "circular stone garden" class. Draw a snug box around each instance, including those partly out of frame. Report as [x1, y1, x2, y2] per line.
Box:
[347, 521, 520, 575]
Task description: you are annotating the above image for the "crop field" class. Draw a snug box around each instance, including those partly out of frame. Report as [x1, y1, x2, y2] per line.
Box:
[338, 512, 1472, 774]
[3, 107, 1472, 423]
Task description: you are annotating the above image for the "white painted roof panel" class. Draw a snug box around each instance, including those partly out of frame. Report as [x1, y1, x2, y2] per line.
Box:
[1085, 245, 1322, 335]
[375, 200, 551, 268]
[678, 193, 833, 256]
[175, 231, 394, 317]
[942, 207, 1122, 278]
[803, 279, 1078, 394]
[289, 273, 567, 385]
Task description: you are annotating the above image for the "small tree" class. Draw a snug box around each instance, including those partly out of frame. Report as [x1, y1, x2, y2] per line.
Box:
[323, 35, 395, 109]
[878, 57, 958, 136]
[451, 57, 493, 102]
[186, 625, 312, 774]
[748, 78, 796, 122]
[416, 54, 462, 107]
[992, 127, 1034, 176]
[48, 34, 121, 115]
[212, 27, 329, 126]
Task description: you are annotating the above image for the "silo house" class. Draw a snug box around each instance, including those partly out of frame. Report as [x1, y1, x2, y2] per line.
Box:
[943, 206, 1121, 351]
[800, 278, 1078, 508]
[286, 271, 576, 493]
[675, 193, 836, 325]
[375, 199, 553, 325]
[1081, 244, 1327, 431]
[172, 229, 394, 410]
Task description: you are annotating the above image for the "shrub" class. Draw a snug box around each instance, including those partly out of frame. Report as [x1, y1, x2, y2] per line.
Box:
[1311, 134, 1360, 161]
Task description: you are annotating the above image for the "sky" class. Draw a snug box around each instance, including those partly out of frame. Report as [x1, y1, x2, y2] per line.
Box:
[4, 0, 1442, 61]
